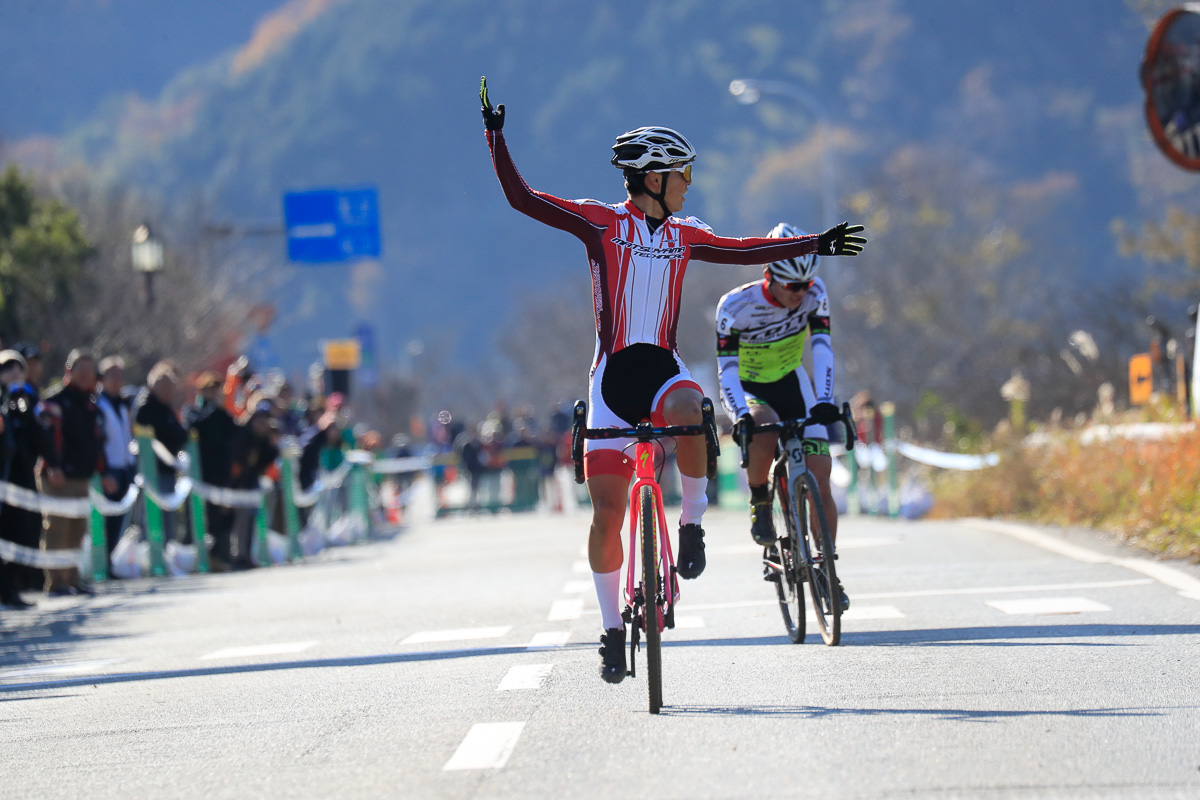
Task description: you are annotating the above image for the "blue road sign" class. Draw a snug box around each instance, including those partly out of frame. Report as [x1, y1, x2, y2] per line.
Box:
[284, 187, 381, 264]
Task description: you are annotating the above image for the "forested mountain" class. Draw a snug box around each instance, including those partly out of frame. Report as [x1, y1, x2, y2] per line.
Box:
[4, 0, 1190, 425]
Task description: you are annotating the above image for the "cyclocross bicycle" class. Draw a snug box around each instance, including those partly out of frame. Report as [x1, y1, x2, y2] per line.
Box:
[739, 405, 856, 646]
[571, 398, 719, 714]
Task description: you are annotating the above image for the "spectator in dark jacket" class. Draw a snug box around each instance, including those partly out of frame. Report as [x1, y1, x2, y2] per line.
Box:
[0, 350, 39, 608]
[96, 356, 137, 559]
[187, 372, 237, 570]
[39, 349, 103, 595]
[229, 402, 280, 568]
[135, 361, 188, 543]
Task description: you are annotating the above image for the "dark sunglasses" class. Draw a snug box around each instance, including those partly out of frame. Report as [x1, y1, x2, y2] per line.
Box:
[776, 279, 812, 292]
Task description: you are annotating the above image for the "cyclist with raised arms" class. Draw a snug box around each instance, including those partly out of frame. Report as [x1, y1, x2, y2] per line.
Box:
[480, 79, 865, 682]
[716, 223, 848, 609]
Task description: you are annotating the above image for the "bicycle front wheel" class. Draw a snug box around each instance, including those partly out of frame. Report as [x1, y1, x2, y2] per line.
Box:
[771, 466, 805, 643]
[800, 471, 840, 646]
[639, 484, 663, 714]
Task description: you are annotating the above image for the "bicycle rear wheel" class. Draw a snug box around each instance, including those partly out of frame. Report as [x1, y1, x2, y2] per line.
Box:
[799, 471, 840, 646]
[640, 484, 663, 714]
[771, 466, 805, 643]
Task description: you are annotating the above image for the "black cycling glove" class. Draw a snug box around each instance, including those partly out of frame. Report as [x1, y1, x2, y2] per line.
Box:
[480, 76, 505, 132]
[816, 222, 866, 256]
[807, 402, 840, 426]
[732, 413, 755, 448]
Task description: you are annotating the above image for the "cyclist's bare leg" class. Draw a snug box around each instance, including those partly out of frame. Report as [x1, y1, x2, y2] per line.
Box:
[662, 387, 704, 477]
[586, 474, 628, 572]
[806, 453, 838, 544]
[746, 403, 780, 486]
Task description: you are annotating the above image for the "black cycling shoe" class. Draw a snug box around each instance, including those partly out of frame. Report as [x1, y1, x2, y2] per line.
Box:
[762, 544, 781, 583]
[598, 627, 627, 684]
[838, 584, 851, 611]
[750, 501, 776, 545]
[676, 523, 706, 579]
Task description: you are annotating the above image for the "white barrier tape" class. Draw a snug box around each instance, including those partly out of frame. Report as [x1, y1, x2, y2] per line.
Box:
[190, 481, 264, 509]
[88, 484, 140, 517]
[0, 481, 91, 518]
[895, 441, 999, 471]
[371, 456, 431, 474]
[323, 461, 354, 490]
[852, 443, 889, 472]
[291, 479, 322, 509]
[344, 449, 374, 466]
[149, 439, 189, 472]
[0, 538, 82, 569]
[139, 476, 195, 512]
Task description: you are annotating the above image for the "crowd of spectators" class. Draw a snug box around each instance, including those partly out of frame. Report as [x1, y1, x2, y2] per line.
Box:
[0, 344, 368, 611]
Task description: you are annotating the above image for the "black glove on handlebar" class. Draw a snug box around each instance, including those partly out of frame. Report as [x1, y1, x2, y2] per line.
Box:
[807, 402, 840, 426]
[732, 413, 755, 448]
[480, 76, 505, 132]
[816, 222, 866, 256]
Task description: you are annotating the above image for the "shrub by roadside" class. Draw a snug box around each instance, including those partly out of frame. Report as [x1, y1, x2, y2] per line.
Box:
[927, 423, 1200, 562]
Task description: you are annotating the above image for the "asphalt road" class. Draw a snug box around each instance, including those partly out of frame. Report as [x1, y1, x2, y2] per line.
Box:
[2, 495, 1199, 799]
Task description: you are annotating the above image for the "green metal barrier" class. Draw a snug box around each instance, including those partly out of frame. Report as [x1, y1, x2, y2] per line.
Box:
[186, 436, 210, 574]
[133, 427, 167, 577]
[279, 454, 304, 561]
[89, 474, 108, 582]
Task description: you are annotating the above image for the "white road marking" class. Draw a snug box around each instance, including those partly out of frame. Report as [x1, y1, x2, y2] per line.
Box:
[672, 615, 705, 629]
[709, 544, 765, 555]
[0, 659, 125, 679]
[496, 664, 553, 691]
[547, 598, 584, 621]
[443, 722, 525, 771]
[200, 641, 317, 661]
[401, 626, 510, 645]
[837, 536, 902, 549]
[571, 559, 591, 574]
[856, 578, 1153, 601]
[986, 597, 1111, 615]
[561, 580, 591, 594]
[840, 605, 905, 620]
[966, 519, 1200, 603]
[526, 631, 571, 650]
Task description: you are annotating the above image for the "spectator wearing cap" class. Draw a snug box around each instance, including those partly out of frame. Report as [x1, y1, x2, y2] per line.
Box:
[228, 396, 280, 569]
[13, 343, 43, 402]
[187, 372, 237, 570]
[39, 349, 104, 596]
[0, 350, 44, 608]
[96, 356, 137, 559]
[135, 361, 189, 543]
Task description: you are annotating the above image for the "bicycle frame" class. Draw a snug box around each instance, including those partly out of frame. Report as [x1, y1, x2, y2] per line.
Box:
[625, 438, 677, 635]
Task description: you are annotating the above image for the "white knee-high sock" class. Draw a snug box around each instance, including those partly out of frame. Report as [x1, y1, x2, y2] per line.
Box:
[679, 474, 708, 526]
[593, 569, 624, 631]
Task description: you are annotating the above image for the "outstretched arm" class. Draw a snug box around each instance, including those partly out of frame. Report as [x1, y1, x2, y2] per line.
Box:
[481, 77, 600, 239]
[691, 222, 866, 266]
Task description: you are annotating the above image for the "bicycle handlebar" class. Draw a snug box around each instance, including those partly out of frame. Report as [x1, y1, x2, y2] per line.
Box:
[737, 401, 858, 469]
[571, 398, 721, 484]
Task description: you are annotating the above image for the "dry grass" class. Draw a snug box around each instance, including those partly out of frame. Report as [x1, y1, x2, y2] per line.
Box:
[928, 422, 1200, 561]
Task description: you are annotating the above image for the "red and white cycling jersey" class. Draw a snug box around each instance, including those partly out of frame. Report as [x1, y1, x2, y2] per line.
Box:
[487, 130, 822, 364]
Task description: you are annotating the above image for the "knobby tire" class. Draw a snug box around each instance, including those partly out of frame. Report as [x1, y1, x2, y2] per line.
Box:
[772, 466, 805, 643]
[640, 484, 663, 713]
[800, 471, 840, 646]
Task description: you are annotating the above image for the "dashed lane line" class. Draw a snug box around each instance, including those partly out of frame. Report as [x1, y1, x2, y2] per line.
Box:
[401, 626, 510, 645]
[496, 664, 553, 691]
[526, 631, 571, 650]
[547, 598, 584, 621]
[986, 597, 1112, 615]
[443, 722, 525, 771]
[855, 578, 1153, 601]
[200, 642, 317, 661]
[0, 659, 125, 680]
[571, 560, 590, 574]
[672, 615, 705, 629]
[561, 580, 591, 594]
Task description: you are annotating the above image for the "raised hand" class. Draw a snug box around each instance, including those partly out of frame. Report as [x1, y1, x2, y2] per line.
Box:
[480, 76, 505, 132]
[816, 222, 866, 256]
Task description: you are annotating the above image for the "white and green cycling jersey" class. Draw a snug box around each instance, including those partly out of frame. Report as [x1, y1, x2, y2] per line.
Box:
[715, 277, 834, 423]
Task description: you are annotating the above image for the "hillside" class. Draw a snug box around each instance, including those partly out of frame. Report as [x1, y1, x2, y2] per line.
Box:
[4, 0, 1188, 422]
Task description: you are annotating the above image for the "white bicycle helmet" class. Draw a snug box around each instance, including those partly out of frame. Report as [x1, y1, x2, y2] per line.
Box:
[611, 126, 697, 170]
[765, 222, 819, 282]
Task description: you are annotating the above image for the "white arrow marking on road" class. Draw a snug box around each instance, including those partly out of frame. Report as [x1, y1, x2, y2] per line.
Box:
[526, 631, 571, 649]
[402, 626, 510, 645]
[496, 664, 553, 691]
[547, 598, 584, 621]
[200, 642, 317, 660]
[986, 597, 1111, 615]
[443, 722, 525, 771]
[561, 580, 591, 594]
